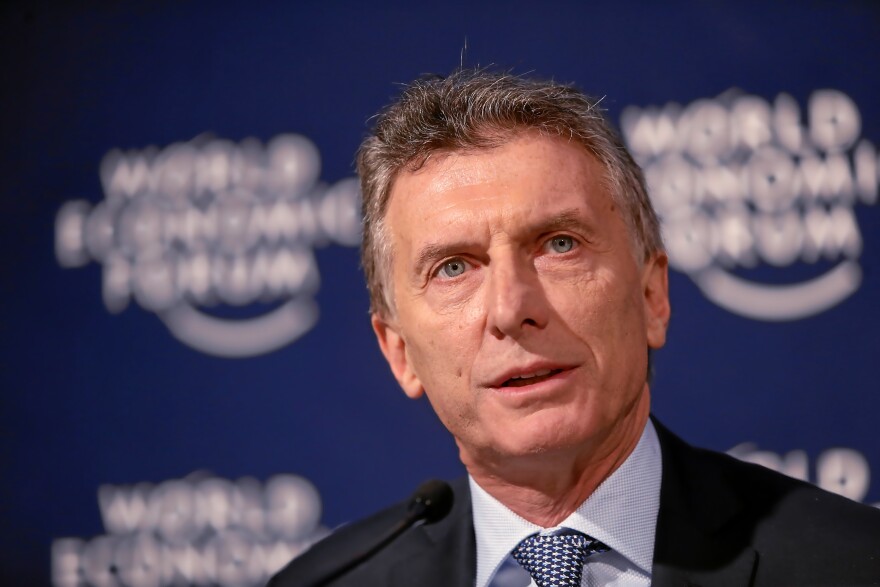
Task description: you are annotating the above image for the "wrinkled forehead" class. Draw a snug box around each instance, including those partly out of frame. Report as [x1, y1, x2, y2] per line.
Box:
[381, 134, 642, 270]
[386, 133, 615, 222]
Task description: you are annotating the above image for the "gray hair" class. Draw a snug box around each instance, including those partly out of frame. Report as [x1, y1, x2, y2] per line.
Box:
[357, 68, 663, 318]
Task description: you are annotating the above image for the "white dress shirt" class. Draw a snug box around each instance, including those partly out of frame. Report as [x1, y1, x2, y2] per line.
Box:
[471, 419, 662, 587]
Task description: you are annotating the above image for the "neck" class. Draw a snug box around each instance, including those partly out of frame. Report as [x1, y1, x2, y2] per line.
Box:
[463, 388, 650, 528]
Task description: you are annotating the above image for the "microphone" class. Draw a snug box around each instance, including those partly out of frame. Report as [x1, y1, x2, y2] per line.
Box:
[403, 478, 455, 525]
[283, 479, 454, 587]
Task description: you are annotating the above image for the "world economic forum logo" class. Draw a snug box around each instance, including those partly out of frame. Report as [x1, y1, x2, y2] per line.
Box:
[55, 134, 361, 357]
[621, 89, 877, 320]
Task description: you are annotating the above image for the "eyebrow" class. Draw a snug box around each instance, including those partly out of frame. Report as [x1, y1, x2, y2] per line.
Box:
[538, 208, 593, 236]
[413, 241, 470, 278]
[411, 207, 594, 277]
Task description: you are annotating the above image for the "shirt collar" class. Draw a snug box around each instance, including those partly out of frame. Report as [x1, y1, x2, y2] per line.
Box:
[470, 419, 662, 587]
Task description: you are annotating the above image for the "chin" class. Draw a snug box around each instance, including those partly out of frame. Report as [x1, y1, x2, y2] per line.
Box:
[491, 418, 597, 459]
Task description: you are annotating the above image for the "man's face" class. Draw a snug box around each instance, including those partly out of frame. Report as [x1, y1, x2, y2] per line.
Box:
[372, 132, 670, 467]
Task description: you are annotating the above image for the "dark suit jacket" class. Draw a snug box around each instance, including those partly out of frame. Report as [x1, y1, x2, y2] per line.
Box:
[269, 420, 880, 586]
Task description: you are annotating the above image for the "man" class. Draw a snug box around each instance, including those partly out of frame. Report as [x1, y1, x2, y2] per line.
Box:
[270, 69, 880, 587]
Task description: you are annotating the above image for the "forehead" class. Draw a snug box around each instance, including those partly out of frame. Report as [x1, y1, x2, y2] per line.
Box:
[385, 133, 615, 235]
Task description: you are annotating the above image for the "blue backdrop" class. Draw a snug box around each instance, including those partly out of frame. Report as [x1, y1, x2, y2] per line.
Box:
[2, 1, 878, 585]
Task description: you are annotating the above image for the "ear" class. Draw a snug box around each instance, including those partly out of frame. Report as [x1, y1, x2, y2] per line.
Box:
[642, 252, 671, 349]
[371, 314, 425, 399]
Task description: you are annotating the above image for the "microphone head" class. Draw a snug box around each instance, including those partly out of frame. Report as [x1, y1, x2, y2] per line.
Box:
[408, 479, 454, 524]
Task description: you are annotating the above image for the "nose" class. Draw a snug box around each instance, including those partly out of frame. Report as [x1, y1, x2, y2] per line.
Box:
[486, 253, 550, 339]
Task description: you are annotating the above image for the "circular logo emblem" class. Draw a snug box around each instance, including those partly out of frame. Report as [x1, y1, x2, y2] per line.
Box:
[622, 89, 877, 320]
[56, 134, 361, 356]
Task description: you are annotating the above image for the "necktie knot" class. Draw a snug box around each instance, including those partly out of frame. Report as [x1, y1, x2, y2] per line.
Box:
[511, 529, 609, 587]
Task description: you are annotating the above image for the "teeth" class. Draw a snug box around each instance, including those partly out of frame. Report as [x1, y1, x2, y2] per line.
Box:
[511, 369, 552, 380]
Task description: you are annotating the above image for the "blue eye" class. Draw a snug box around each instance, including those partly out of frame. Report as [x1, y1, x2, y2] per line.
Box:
[548, 236, 575, 253]
[438, 258, 468, 278]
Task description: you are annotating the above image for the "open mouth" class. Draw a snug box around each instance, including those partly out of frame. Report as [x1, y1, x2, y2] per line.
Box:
[501, 368, 564, 388]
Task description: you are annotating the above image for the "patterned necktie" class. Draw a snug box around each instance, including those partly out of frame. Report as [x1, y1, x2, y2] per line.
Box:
[511, 528, 610, 587]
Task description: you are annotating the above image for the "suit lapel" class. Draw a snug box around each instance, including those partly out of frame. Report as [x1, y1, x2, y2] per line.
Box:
[653, 548, 756, 587]
[377, 420, 759, 587]
[651, 418, 757, 587]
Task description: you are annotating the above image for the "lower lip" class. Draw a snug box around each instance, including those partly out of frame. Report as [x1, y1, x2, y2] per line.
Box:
[489, 368, 577, 405]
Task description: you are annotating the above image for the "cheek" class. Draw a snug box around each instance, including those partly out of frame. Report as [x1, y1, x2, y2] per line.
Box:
[545, 276, 609, 333]
[548, 272, 647, 365]
[408, 326, 471, 389]
[417, 294, 484, 361]
[416, 345, 481, 436]
[396, 283, 484, 400]
[423, 270, 483, 315]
